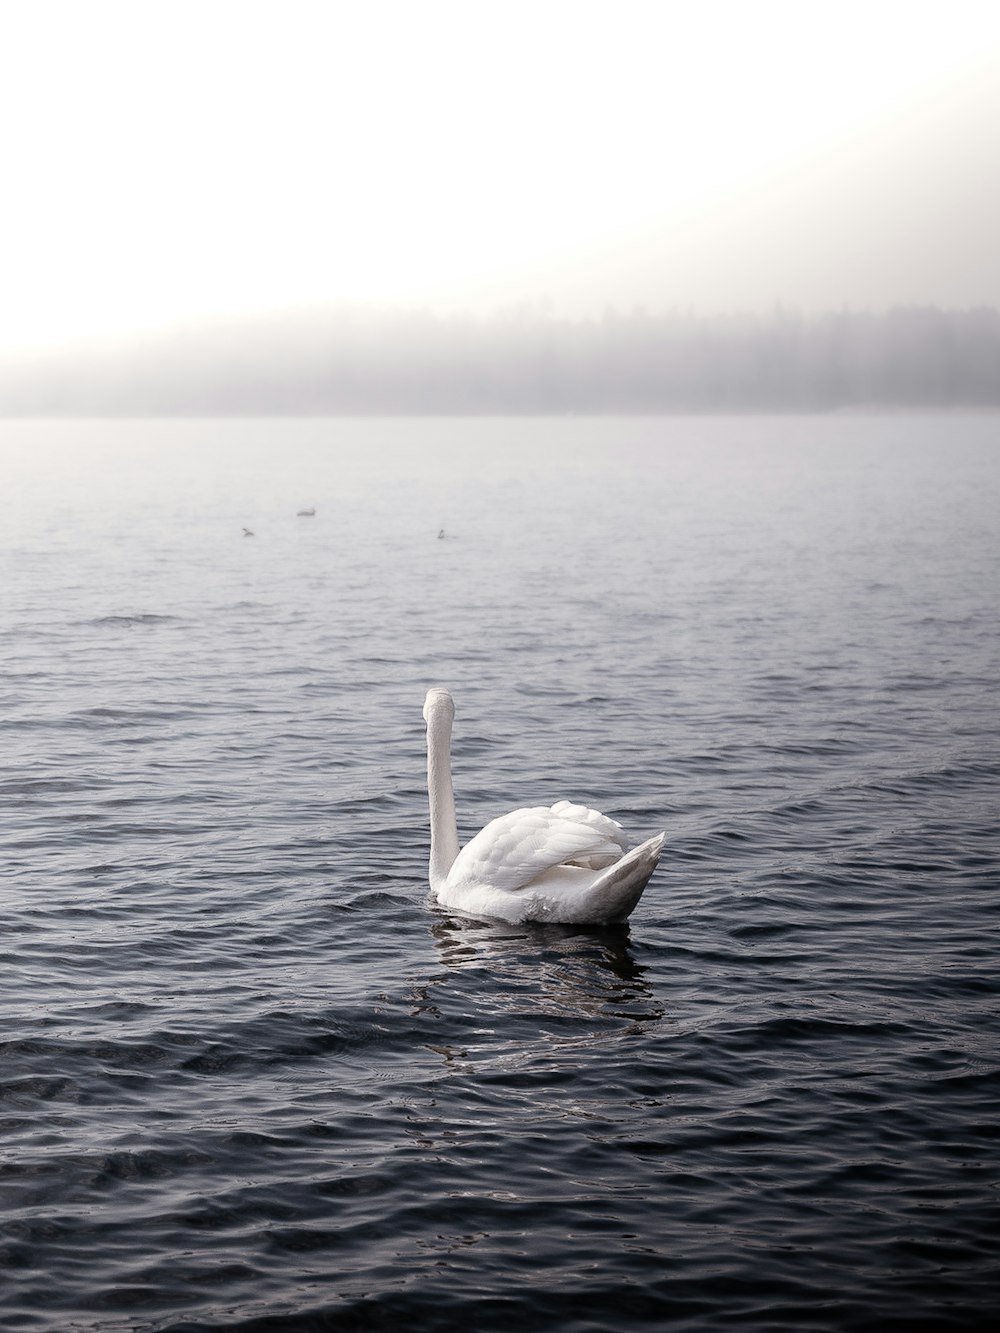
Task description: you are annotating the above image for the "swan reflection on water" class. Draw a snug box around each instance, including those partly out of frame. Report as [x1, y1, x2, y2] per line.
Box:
[419, 913, 665, 1033]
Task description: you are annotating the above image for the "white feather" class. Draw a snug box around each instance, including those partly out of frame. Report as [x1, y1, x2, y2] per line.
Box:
[423, 689, 664, 925]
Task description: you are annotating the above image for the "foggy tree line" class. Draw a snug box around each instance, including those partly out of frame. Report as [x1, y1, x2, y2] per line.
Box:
[2, 304, 999, 414]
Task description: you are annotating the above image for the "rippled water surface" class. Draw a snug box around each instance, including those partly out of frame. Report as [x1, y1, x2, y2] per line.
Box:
[2, 415, 999, 1331]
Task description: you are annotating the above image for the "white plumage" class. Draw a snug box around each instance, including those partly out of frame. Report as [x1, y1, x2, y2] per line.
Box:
[423, 688, 664, 925]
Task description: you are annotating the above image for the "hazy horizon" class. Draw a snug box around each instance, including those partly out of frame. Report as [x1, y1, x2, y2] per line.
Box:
[3, 0, 1000, 364]
[3, 303, 998, 415]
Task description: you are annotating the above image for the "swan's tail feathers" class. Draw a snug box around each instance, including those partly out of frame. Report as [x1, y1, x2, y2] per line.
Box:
[579, 832, 665, 925]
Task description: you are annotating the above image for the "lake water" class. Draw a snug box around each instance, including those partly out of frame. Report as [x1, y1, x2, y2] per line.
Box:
[2, 415, 999, 1332]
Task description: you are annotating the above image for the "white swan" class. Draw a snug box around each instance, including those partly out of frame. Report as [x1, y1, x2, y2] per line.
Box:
[423, 688, 664, 925]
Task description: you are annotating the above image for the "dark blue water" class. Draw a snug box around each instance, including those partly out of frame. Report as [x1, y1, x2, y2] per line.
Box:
[2, 416, 999, 1331]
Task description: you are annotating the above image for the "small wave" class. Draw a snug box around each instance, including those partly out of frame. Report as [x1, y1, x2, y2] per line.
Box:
[86, 613, 184, 628]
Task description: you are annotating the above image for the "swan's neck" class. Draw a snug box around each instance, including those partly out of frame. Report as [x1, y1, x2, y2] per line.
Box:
[426, 706, 460, 891]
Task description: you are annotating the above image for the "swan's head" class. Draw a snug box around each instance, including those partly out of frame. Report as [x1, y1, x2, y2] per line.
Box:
[423, 687, 455, 726]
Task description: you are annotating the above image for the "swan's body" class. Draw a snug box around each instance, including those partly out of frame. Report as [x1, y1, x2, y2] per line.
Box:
[423, 688, 664, 925]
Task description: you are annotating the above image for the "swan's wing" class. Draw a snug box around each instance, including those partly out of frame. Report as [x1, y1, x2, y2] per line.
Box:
[449, 802, 629, 894]
[548, 801, 629, 868]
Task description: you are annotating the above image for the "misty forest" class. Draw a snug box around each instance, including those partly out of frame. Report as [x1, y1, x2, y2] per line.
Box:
[3, 304, 998, 415]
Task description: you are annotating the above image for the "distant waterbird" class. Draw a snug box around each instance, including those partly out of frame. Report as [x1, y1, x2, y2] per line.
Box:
[423, 688, 664, 925]
[242, 527, 255, 537]
[297, 507, 316, 517]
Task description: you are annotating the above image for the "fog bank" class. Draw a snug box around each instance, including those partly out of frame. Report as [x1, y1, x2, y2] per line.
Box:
[2, 305, 998, 416]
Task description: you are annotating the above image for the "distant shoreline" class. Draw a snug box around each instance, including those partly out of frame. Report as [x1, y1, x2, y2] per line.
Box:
[3, 407, 999, 422]
[3, 306, 998, 416]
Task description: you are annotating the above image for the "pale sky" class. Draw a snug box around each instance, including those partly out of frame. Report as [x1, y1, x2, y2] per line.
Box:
[2, 0, 1000, 353]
